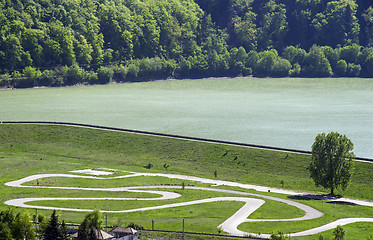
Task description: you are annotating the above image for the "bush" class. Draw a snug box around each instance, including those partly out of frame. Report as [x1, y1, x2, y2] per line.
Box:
[23, 66, 41, 83]
[365, 53, 373, 76]
[333, 226, 345, 240]
[334, 60, 347, 76]
[144, 163, 153, 169]
[289, 63, 301, 77]
[272, 58, 291, 77]
[127, 62, 140, 81]
[64, 64, 84, 85]
[346, 63, 361, 77]
[113, 65, 128, 82]
[302, 45, 332, 77]
[97, 66, 114, 84]
[340, 44, 361, 64]
[254, 50, 278, 76]
[283, 46, 306, 65]
[38, 69, 57, 86]
[270, 231, 287, 240]
[84, 71, 98, 84]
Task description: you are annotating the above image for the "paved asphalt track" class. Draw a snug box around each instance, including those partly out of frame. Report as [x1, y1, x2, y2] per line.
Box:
[4, 169, 373, 238]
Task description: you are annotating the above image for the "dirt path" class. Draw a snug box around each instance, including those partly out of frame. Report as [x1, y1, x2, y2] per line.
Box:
[4, 170, 373, 238]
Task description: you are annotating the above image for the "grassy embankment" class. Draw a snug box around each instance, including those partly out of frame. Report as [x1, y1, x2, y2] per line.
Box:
[0, 124, 371, 239]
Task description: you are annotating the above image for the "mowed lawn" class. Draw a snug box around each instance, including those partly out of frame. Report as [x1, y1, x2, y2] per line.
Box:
[0, 124, 372, 239]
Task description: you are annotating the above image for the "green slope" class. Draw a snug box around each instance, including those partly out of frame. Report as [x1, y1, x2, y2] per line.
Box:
[0, 124, 372, 239]
[0, 124, 371, 200]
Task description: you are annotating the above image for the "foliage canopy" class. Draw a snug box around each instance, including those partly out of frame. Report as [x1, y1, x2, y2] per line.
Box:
[309, 132, 355, 195]
[0, 0, 373, 87]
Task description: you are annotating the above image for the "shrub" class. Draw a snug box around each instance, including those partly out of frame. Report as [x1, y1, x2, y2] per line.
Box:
[64, 64, 84, 85]
[97, 66, 114, 84]
[272, 59, 291, 77]
[334, 60, 347, 76]
[283, 46, 306, 65]
[289, 63, 301, 77]
[144, 163, 153, 169]
[346, 63, 361, 77]
[333, 226, 345, 240]
[113, 65, 128, 82]
[340, 44, 361, 64]
[302, 45, 332, 77]
[23, 66, 41, 82]
[254, 50, 278, 76]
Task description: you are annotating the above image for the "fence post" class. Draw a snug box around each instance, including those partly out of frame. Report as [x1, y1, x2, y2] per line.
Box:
[182, 218, 185, 240]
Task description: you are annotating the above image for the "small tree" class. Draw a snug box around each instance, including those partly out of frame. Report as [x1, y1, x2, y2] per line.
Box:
[77, 219, 89, 240]
[88, 228, 97, 240]
[85, 210, 102, 230]
[335, 60, 347, 76]
[163, 164, 169, 171]
[309, 132, 355, 195]
[12, 212, 36, 240]
[0, 222, 12, 240]
[35, 214, 48, 239]
[76, 210, 103, 240]
[43, 210, 60, 240]
[270, 231, 287, 240]
[60, 221, 69, 240]
[333, 225, 345, 240]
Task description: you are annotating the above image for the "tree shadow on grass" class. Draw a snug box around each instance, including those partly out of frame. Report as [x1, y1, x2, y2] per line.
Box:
[287, 193, 343, 201]
[288, 194, 358, 205]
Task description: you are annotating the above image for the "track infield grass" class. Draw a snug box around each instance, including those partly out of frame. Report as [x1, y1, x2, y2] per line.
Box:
[0, 124, 372, 239]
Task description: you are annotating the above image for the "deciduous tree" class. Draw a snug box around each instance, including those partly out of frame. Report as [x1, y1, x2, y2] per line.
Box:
[309, 132, 355, 195]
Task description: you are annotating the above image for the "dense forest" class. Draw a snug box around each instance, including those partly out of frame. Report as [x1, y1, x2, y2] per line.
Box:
[0, 0, 373, 87]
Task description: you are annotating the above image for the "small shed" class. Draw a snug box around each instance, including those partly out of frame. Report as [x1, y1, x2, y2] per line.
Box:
[112, 227, 138, 240]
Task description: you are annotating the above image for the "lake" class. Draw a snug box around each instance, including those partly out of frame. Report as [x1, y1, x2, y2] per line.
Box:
[1, 77, 373, 158]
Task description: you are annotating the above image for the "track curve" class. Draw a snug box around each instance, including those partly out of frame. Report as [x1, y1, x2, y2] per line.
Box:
[4, 170, 373, 238]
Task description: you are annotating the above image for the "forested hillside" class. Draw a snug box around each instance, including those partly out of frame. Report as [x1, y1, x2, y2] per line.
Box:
[0, 0, 373, 88]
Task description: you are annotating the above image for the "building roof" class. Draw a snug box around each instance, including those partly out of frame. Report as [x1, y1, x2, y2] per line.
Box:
[112, 226, 138, 234]
[72, 229, 114, 239]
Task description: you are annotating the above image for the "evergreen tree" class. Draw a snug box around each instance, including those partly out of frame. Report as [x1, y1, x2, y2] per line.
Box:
[44, 210, 61, 240]
[60, 221, 69, 240]
[77, 219, 89, 240]
[88, 228, 97, 240]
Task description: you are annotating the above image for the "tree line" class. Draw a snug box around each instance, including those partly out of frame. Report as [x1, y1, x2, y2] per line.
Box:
[0, 0, 373, 88]
[0, 208, 70, 240]
[0, 208, 136, 240]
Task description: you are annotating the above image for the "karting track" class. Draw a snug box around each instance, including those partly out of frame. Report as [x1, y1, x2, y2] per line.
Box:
[4, 169, 373, 238]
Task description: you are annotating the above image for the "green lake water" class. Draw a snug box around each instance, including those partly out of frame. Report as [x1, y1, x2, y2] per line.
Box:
[1, 77, 373, 158]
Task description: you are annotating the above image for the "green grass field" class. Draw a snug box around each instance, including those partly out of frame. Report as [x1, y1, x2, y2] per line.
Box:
[0, 124, 372, 239]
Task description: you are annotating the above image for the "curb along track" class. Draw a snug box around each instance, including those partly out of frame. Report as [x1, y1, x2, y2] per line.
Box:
[1, 121, 372, 163]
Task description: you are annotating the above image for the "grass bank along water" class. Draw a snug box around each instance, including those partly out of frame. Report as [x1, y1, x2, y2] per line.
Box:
[1, 77, 373, 158]
[3, 121, 372, 163]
